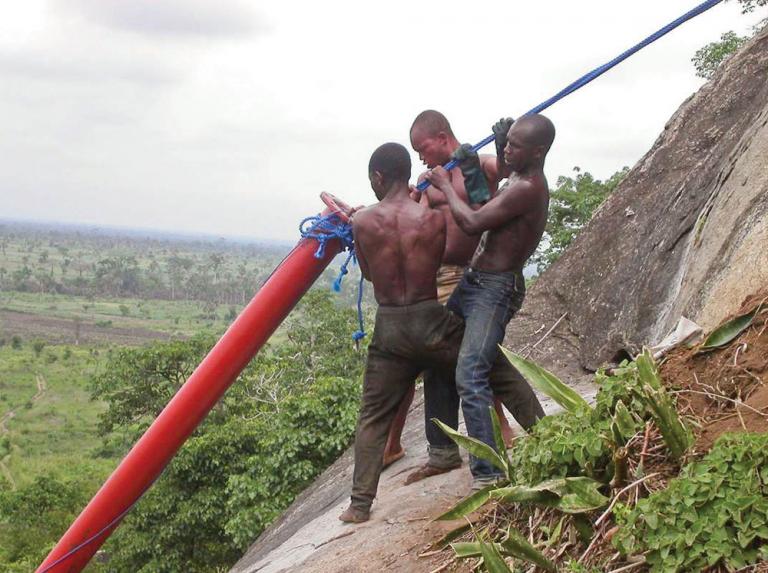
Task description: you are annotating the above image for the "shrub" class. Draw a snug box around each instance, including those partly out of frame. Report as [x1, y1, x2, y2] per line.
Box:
[614, 433, 768, 571]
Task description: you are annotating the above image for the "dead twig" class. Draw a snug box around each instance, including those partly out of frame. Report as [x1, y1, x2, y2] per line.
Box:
[428, 558, 454, 573]
[596, 473, 661, 527]
[674, 389, 768, 418]
[523, 313, 568, 357]
[607, 558, 647, 573]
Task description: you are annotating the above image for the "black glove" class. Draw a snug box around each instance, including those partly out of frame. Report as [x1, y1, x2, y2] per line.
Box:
[451, 143, 490, 205]
[492, 117, 515, 159]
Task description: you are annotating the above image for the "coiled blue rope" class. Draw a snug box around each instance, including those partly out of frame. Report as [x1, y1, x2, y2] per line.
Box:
[299, 213, 367, 343]
[416, 0, 724, 192]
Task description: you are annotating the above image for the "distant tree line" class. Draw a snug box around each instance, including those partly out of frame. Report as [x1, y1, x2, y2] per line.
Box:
[0, 226, 369, 308]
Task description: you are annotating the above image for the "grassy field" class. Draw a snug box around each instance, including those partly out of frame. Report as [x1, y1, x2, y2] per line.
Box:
[0, 344, 114, 490]
[0, 223, 364, 496]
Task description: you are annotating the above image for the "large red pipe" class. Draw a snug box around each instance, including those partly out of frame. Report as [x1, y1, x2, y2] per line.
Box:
[37, 200, 350, 572]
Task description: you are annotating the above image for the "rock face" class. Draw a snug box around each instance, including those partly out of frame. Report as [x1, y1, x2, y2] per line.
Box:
[232, 26, 768, 573]
[515, 24, 768, 372]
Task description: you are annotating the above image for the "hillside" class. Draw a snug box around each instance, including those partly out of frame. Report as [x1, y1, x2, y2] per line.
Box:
[232, 23, 768, 573]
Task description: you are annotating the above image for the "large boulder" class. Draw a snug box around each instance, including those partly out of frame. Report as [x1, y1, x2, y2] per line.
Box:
[507, 24, 768, 372]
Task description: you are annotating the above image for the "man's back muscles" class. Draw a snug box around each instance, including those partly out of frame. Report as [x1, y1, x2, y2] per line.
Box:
[353, 200, 445, 306]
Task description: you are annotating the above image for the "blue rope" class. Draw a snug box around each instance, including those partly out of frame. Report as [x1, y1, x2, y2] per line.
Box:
[299, 213, 354, 257]
[416, 0, 724, 192]
[300, 213, 367, 343]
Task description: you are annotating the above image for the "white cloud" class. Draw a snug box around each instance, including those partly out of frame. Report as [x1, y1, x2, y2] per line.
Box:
[59, 0, 268, 39]
[0, 0, 765, 241]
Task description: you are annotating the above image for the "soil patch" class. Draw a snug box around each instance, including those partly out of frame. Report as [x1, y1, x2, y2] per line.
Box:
[0, 309, 170, 346]
[660, 289, 768, 452]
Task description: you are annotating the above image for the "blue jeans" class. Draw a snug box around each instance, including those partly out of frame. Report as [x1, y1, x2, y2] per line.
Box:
[446, 268, 526, 479]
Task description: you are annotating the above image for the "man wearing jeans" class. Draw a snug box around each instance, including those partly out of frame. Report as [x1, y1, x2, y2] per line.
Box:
[340, 142, 543, 522]
[424, 114, 554, 487]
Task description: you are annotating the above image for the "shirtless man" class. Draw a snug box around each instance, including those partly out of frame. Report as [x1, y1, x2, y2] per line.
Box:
[424, 113, 554, 487]
[381, 111, 516, 471]
[340, 142, 542, 522]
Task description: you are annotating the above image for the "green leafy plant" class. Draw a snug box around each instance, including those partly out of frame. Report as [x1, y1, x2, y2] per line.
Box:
[697, 299, 765, 352]
[614, 433, 768, 571]
[499, 348, 591, 414]
[636, 349, 692, 460]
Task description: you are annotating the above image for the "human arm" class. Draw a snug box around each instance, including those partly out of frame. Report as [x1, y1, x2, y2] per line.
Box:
[492, 117, 514, 180]
[412, 170, 448, 208]
[425, 168, 539, 235]
[351, 216, 372, 281]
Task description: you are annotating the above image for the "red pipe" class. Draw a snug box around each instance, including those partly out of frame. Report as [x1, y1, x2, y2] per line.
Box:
[37, 202, 349, 572]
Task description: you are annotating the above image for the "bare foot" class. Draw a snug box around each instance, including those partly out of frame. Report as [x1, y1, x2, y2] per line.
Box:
[382, 448, 405, 469]
[404, 463, 461, 486]
[502, 429, 518, 448]
[339, 506, 370, 523]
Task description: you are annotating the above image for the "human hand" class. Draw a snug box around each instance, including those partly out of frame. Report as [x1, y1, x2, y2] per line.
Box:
[451, 144, 490, 204]
[425, 166, 451, 190]
[348, 205, 365, 219]
[450, 143, 481, 170]
[492, 117, 515, 158]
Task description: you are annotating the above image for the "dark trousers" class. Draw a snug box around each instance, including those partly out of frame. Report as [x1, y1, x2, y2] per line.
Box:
[350, 298, 544, 511]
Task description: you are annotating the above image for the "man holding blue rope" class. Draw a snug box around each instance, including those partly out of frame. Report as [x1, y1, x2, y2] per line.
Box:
[340, 142, 544, 523]
[382, 110, 519, 476]
[424, 113, 553, 488]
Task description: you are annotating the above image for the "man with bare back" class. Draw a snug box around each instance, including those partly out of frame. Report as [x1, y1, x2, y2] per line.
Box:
[423, 113, 554, 487]
[340, 142, 542, 522]
[381, 110, 518, 472]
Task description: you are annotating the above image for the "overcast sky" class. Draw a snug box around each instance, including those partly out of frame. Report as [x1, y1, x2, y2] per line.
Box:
[1, 1, 765, 242]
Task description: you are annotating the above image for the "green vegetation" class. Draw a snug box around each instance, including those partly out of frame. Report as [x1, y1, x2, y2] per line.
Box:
[428, 349, 766, 571]
[0, 291, 366, 572]
[614, 433, 768, 571]
[692, 0, 767, 79]
[0, 220, 373, 571]
[90, 291, 365, 572]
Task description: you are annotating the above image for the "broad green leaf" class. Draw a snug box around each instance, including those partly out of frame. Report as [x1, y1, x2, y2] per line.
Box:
[635, 348, 662, 390]
[501, 528, 557, 572]
[636, 349, 691, 460]
[436, 485, 495, 521]
[432, 418, 507, 474]
[491, 485, 558, 505]
[450, 541, 508, 559]
[480, 539, 514, 573]
[558, 477, 610, 513]
[611, 399, 640, 448]
[612, 400, 638, 441]
[642, 384, 691, 460]
[451, 541, 484, 559]
[697, 300, 765, 352]
[499, 347, 591, 413]
[489, 405, 509, 471]
[491, 477, 608, 513]
[430, 523, 472, 550]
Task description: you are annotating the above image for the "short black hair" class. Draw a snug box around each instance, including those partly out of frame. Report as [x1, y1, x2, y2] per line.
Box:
[368, 142, 411, 184]
[410, 109, 454, 138]
[517, 114, 556, 153]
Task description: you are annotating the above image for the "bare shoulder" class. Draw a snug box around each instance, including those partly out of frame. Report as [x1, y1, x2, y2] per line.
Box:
[480, 153, 499, 175]
[500, 175, 546, 198]
[421, 204, 445, 228]
[351, 205, 377, 228]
